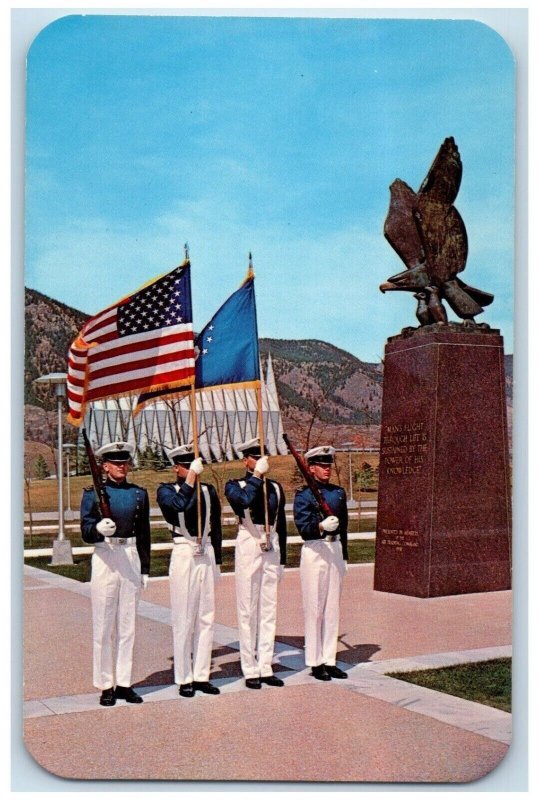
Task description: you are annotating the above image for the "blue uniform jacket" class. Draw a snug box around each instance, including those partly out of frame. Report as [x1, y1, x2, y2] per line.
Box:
[156, 480, 222, 564]
[80, 480, 151, 574]
[225, 473, 287, 565]
[293, 481, 348, 560]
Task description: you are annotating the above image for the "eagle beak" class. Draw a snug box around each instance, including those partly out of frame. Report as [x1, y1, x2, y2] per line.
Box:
[380, 281, 397, 293]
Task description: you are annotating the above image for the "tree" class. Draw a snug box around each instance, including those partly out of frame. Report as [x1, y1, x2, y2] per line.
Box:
[285, 385, 330, 452]
[138, 445, 160, 471]
[78, 446, 91, 475]
[34, 454, 50, 479]
[355, 462, 376, 492]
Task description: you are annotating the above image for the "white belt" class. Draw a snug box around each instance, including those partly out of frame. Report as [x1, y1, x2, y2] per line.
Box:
[240, 522, 271, 532]
[103, 536, 136, 546]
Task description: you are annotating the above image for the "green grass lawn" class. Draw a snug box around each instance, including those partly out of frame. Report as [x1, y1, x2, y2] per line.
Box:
[388, 658, 511, 712]
[24, 455, 380, 514]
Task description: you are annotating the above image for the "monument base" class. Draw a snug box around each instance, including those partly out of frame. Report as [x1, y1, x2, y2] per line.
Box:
[374, 325, 512, 598]
[50, 538, 74, 566]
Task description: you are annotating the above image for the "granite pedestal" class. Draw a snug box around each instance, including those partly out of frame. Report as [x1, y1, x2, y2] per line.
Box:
[374, 325, 512, 598]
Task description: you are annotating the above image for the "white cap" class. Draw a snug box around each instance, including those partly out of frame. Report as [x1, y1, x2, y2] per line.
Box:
[95, 441, 134, 462]
[169, 444, 195, 465]
[304, 445, 335, 464]
[236, 437, 265, 458]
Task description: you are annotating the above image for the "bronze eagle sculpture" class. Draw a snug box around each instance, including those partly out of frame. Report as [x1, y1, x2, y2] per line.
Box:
[380, 137, 493, 326]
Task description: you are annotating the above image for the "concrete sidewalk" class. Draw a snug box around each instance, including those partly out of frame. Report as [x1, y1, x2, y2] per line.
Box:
[23, 562, 512, 783]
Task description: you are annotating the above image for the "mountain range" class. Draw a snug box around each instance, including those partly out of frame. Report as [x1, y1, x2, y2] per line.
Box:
[23, 287, 512, 465]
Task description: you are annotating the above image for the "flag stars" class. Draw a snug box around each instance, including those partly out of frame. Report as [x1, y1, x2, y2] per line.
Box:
[117, 266, 191, 336]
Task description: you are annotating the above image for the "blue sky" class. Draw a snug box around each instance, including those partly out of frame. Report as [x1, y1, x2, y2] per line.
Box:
[25, 14, 515, 362]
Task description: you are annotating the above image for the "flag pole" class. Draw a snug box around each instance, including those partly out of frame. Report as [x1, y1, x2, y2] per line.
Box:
[248, 251, 271, 551]
[190, 383, 203, 552]
[256, 381, 271, 552]
[186, 242, 202, 551]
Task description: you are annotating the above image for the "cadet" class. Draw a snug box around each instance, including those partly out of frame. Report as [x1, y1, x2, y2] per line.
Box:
[293, 446, 348, 681]
[225, 438, 287, 689]
[156, 445, 222, 698]
[80, 442, 150, 706]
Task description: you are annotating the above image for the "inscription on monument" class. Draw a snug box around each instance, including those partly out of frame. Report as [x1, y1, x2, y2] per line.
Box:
[380, 420, 429, 476]
[380, 529, 420, 552]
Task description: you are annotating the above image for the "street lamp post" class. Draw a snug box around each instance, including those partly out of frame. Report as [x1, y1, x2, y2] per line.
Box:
[63, 443, 76, 521]
[33, 372, 73, 565]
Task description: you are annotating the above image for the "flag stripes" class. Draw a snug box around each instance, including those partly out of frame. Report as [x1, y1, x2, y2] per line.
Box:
[67, 263, 195, 425]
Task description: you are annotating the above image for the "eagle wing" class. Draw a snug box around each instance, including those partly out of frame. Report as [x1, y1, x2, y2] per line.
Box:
[418, 136, 462, 204]
[414, 136, 467, 282]
[414, 199, 468, 282]
[383, 179, 426, 270]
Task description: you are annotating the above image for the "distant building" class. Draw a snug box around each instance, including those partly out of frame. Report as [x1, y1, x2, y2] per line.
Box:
[82, 354, 287, 463]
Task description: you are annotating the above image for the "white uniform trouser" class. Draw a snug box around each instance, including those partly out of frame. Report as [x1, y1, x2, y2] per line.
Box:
[91, 543, 141, 690]
[235, 526, 283, 679]
[300, 540, 346, 668]
[169, 540, 217, 685]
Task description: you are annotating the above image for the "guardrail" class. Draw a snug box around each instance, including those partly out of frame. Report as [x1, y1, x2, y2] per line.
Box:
[24, 500, 378, 535]
[24, 499, 378, 523]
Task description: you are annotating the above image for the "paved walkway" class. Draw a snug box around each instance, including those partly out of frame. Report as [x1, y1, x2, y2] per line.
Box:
[23, 563, 512, 783]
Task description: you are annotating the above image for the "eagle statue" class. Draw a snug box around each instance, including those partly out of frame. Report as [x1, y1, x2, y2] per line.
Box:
[380, 137, 493, 326]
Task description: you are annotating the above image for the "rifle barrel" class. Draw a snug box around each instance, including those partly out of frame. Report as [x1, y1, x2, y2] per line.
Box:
[82, 428, 111, 519]
[283, 433, 333, 518]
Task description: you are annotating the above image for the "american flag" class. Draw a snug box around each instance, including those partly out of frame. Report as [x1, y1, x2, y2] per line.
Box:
[67, 262, 195, 425]
[136, 266, 260, 411]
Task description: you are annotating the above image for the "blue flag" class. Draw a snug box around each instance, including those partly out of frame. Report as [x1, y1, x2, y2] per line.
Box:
[136, 270, 260, 410]
[195, 271, 260, 390]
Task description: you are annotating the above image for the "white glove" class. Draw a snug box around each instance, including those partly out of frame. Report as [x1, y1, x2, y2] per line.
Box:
[320, 515, 339, 533]
[254, 456, 269, 475]
[141, 574, 149, 590]
[96, 518, 117, 535]
[189, 458, 204, 475]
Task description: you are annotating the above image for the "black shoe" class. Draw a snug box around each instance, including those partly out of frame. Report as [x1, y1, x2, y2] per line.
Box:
[245, 678, 262, 689]
[179, 683, 195, 697]
[193, 681, 220, 695]
[99, 687, 116, 706]
[115, 685, 143, 703]
[311, 664, 331, 681]
[325, 664, 348, 679]
[260, 675, 284, 687]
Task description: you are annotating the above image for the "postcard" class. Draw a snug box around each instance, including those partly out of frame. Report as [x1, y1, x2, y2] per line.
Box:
[19, 9, 522, 788]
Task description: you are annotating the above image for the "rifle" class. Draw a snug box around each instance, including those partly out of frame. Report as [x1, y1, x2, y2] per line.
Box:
[282, 433, 333, 518]
[82, 428, 111, 519]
